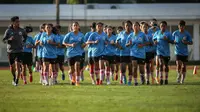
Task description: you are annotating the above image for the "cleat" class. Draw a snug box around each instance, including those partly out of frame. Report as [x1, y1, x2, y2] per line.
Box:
[62, 73, 65, 81]
[134, 82, 138, 86]
[71, 75, 76, 85]
[146, 81, 150, 85]
[180, 80, 184, 84]
[44, 83, 49, 86]
[39, 79, 43, 84]
[12, 81, 17, 86]
[71, 82, 75, 85]
[177, 76, 181, 84]
[80, 75, 84, 82]
[96, 79, 100, 85]
[140, 75, 145, 85]
[120, 80, 123, 84]
[15, 79, 19, 85]
[160, 79, 163, 85]
[92, 80, 96, 85]
[164, 80, 168, 85]
[115, 75, 118, 81]
[123, 76, 127, 84]
[155, 77, 160, 84]
[49, 79, 53, 86]
[111, 75, 114, 81]
[24, 81, 27, 85]
[128, 81, 131, 86]
[29, 75, 33, 83]
[76, 82, 80, 86]
[106, 81, 111, 85]
[99, 80, 103, 85]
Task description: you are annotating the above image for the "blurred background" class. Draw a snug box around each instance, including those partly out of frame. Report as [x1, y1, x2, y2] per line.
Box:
[0, 0, 199, 64]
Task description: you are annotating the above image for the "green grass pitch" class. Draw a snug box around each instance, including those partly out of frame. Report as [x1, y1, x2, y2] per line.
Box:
[0, 69, 200, 112]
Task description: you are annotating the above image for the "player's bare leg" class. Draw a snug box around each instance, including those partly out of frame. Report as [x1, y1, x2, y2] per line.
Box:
[75, 62, 80, 86]
[132, 60, 138, 86]
[176, 60, 182, 83]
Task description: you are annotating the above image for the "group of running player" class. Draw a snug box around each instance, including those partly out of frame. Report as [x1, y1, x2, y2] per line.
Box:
[3, 16, 193, 86]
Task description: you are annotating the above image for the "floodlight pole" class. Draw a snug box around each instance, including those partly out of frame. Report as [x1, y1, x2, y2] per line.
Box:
[84, 0, 87, 32]
[56, 0, 60, 24]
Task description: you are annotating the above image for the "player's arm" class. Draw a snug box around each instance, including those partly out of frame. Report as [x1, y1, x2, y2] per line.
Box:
[182, 40, 193, 45]
[35, 34, 42, 46]
[63, 33, 75, 47]
[35, 39, 40, 46]
[172, 32, 178, 44]
[182, 32, 193, 45]
[84, 33, 90, 46]
[39, 35, 45, 46]
[57, 43, 66, 48]
[26, 37, 36, 48]
[57, 36, 66, 48]
[81, 34, 87, 48]
[125, 35, 132, 47]
[153, 31, 158, 45]
[86, 33, 98, 44]
[2, 29, 12, 43]
[141, 34, 150, 47]
[22, 30, 28, 43]
[46, 35, 59, 46]
[110, 36, 117, 46]
[163, 32, 174, 44]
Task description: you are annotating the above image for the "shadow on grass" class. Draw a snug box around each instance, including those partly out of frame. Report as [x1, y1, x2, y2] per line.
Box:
[30, 80, 200, 87]
[166, 81, 200, 86]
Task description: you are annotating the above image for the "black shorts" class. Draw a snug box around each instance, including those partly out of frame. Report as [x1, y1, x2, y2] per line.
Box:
[145, 52, 155, 63]
[120, 56, 131, 63]
[35, 56, 38, 61]
[80, 53, 85, 63]
[36, 56, 43, 64]
[7, 52, 23, 65]
[22, 52, 33, 66]
[106, 56, 115, 64]
[93, 55, 107, 62]
[43, 58, 56, 64]
[114, 55, 120, 63]
[157, 55, 170, 65]
[176, 55, 188, 62]
[131, 56, 145, 65]
[56, 55, 65, 65]
[67, 55, 82, 66]
[88, 57, 94, 65]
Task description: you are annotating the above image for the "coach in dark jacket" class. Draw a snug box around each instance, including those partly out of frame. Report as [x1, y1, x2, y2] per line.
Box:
[2, 16, 27, 86]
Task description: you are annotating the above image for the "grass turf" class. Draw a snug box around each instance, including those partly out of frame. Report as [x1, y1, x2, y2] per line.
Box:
[0, 69, 200, 112]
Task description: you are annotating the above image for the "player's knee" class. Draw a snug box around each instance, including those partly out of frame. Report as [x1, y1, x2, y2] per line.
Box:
[164, 65, 169, 72]
[159, 64, 163, 71]
[181, 65, 186, 73]
[121, 68, 126, 73]
[128, 69, 132, 76]
[68, 68, 74, 74]
[140, 69, 144, 74]
[133, 67, 137, 73]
